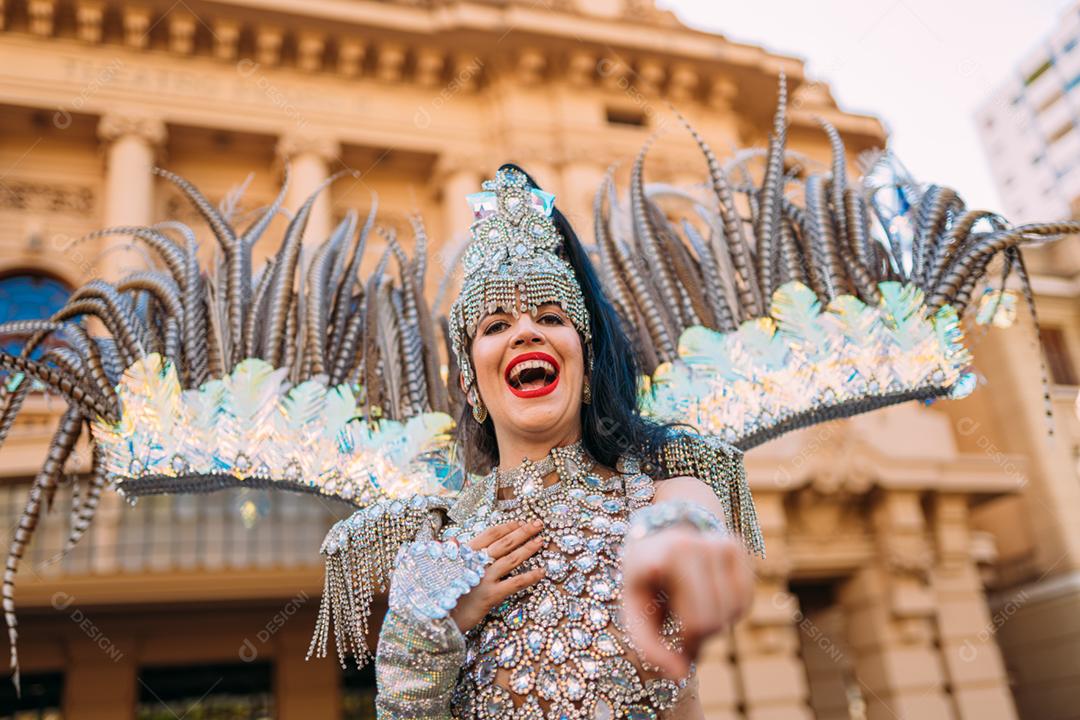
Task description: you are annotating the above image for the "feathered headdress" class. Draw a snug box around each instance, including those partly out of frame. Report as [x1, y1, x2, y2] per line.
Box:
[597, 78, 1073, 447]
[2, 77, 1076, 687]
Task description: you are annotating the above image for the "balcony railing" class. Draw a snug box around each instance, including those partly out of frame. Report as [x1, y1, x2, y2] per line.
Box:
[0, 481, 348, 583]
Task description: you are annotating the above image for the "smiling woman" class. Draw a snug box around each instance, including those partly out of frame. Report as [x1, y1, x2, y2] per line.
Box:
[358, 165, 760, 720]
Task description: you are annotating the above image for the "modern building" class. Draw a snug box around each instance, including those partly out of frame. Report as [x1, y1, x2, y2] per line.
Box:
[976, 1, 1080, 223]
[1, 1, 1079, 719]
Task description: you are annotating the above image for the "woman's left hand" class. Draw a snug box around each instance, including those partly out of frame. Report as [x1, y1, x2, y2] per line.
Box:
[619, 525, 754, 680]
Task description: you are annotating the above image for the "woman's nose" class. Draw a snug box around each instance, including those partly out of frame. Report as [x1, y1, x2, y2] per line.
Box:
[510, 317, 544, 346]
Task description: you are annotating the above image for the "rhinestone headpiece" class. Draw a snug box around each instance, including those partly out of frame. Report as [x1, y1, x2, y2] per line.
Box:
[449, 168, 591, 390]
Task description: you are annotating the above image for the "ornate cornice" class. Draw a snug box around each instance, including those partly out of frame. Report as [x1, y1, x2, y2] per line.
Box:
[0, 0, 882, 140]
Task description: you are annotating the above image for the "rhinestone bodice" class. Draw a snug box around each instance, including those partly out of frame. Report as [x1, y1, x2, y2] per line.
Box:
[444, 457, 690, 720]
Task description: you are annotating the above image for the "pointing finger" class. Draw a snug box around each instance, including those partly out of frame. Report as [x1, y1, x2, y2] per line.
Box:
[621, 572, 686, 679]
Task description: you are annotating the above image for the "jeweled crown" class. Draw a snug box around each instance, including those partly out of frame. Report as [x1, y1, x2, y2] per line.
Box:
[449, 167, 591, 390]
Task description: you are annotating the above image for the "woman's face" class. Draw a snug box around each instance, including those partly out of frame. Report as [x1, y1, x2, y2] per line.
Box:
[468, 301, 585, 443]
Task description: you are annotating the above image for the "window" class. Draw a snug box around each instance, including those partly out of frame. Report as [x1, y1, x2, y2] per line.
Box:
[1040, 326, 1078, 385]
[137, 662, 273, 719]
[1025, 57, 1054, 86]
[0, 272, 72, 367]
[0, 671, 63, 718]
[605, 107, 647, 127]
[343, 663, 377, 719]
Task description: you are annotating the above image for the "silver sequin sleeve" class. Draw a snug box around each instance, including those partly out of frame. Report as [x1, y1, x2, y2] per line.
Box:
[375, 539, 491, 719]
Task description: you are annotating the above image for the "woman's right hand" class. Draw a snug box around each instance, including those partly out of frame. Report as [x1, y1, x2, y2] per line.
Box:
[448, 520, 547, 634]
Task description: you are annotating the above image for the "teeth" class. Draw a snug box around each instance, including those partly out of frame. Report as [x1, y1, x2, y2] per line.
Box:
[508, 359, 557, 385]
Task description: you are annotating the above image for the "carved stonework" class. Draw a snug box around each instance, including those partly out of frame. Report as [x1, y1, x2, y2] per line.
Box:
[621, 0, 654, 19]
[636, 59, 665, 96]
[123, 6, 151, 49]
[214, 20, 240, 61]
[516, 48, 546, 86]
[338, 40, 366, 77]
[451, 54, 482, 92]
[256, 26, 284, 66]
[169, 12, 196, 55]
[76, 2, 104, 44]
[97, 114, 167, 147]
[599, 57, 629, 91]
[297, 32, 326, 72]
[791, 81, 836, 111]
[376, 43, 406, 83]
[0, 181, 95, 215]
[28, 0, 55, 37]
[708, 77, 738, 111]
[163, 192, 264, 228]
[276, 132, 341, 163]
[415, 47, 445, 86]
[667, 63, 699, 102]
[566, 51, 597, 87]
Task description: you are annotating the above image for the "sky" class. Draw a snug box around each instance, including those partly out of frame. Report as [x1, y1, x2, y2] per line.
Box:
[659, 0, 1072, 211]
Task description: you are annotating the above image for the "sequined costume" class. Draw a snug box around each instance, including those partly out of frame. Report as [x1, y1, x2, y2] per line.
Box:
[315, 434, 751, 719]
[2, 76, 1077, 702]
[445, 446, 693, 720]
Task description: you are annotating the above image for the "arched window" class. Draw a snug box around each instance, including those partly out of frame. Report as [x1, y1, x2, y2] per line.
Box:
[0, 271, 73, 362]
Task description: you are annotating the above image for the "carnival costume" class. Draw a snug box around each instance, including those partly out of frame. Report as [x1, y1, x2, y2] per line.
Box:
[2, 78, 1078, 717]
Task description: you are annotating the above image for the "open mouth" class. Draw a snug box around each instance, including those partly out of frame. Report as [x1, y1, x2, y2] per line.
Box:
[504, 351, 560, 398]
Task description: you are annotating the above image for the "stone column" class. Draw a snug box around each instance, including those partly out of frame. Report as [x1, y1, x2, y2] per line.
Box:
[839, 491, 954, 720]
[97, 113, 167, 280]
[275, 604, 340, 719]
[560, 161, 605, 241]
[731, 492, 813, 720]
[94, 113, 167, 575]
[276, 131, 341, 252]
[432, 154, 482, 306]
[931, 495, 1018, 719]
[63, 627, 137, 720]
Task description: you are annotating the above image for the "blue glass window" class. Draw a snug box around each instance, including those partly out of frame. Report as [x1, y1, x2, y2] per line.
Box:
[0, 272, 72, 361]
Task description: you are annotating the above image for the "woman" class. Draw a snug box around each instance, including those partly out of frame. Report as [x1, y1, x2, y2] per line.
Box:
[320, 165, 761, 720]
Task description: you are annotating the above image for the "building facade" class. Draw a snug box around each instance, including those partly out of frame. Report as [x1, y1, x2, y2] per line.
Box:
[976, 1, 1080, 223]
[0, 1, 1078, 719]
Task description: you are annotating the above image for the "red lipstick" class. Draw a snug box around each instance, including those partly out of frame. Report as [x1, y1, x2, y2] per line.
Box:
[504, 351, 560, 398]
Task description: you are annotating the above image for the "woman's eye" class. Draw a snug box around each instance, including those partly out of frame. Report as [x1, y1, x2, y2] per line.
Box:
[540, 313, 564, 324]
[483, 321, 508, 335]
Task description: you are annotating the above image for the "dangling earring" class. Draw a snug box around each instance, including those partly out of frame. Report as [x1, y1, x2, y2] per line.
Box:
[583, 342, 594, 405]
[468, 386, 487, 423]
